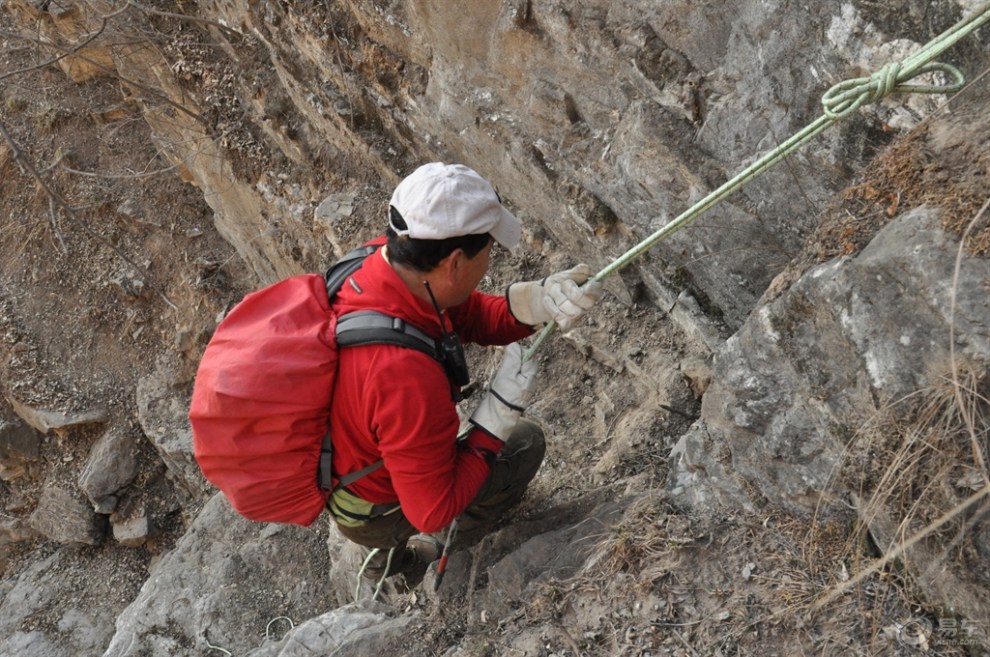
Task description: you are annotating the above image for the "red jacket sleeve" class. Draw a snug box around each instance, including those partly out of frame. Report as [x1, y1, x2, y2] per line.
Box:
[447, 290, 533, 345]
[358, 346, 502, 533]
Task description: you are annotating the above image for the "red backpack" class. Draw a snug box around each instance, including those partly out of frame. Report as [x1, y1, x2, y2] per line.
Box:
[189, 246, 443, 526]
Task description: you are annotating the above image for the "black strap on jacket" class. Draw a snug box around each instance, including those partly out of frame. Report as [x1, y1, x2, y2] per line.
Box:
[335, 311, 440, 356]
[324, 244, 377, 298]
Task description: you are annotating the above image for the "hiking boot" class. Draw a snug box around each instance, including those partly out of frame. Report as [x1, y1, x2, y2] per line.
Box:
[399, 534, 443, 587]
[361, 534, 443, 585]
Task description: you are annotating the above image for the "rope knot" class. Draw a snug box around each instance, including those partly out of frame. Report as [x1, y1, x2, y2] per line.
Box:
[822, 60, 965, 120]
[868, 61, 903, 101]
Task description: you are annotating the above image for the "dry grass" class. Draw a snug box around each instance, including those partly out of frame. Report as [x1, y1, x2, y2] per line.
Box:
[814, 126, 990, 261]
[561, 494, 919, 655]
[847, 361, 988, 536]
[809, 359, 990, 653]
[578, 493, 694, 588]
[559, 392, 989, 655]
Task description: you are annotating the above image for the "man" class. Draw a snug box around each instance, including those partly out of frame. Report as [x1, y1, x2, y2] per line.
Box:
[327, 162, 602, 584]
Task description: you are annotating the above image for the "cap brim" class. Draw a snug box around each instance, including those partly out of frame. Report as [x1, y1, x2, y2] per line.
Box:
[489, 206, 521, 250]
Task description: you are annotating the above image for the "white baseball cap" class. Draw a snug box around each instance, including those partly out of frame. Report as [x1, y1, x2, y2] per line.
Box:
[389, 162, 521, 249]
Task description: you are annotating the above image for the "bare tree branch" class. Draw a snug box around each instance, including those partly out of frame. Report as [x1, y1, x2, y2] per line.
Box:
[1, 119, 71, 251]
[0, 10, 203, 124]
[126, 1, 243, 37]
[60, 161, 180, 179]
[0, 3, 126, 83]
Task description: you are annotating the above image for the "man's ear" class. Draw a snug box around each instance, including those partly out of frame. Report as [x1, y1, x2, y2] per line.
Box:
[442, 248, 466, 281]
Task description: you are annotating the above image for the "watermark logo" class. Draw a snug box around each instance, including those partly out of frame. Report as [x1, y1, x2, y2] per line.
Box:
[890, 616, 986, 649]
[893, 617, 933, 650]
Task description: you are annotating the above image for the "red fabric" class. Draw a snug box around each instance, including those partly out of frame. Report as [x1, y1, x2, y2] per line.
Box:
[330, 240, 533, 533]
[190, 274, 336, 526]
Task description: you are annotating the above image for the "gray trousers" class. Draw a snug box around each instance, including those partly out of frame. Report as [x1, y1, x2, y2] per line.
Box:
[334, 418, 546, 577]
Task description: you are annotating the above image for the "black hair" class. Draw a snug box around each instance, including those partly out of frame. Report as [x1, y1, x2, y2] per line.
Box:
[386, 206, 492, 272]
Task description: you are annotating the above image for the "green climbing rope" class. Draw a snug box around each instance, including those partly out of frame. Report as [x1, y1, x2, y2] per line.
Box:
[524, 1, 990, 360]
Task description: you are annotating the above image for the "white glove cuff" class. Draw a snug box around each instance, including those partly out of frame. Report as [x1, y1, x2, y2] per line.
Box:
[507, 281, 550, 327]
[469, 391, 522, 443]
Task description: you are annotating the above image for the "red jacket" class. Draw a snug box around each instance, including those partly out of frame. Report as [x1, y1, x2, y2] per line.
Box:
[329, 240, 533, 532]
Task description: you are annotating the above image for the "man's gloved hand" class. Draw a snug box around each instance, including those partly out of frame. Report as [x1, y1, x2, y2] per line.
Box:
[507, 264, 604, 331]
[469, 342, 538, 442]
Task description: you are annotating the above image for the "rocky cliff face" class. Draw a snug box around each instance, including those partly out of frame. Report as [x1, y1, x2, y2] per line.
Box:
[1, 1, 988, 655]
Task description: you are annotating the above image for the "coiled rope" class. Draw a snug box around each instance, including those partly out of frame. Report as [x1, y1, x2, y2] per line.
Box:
[525, 1, 990, 360]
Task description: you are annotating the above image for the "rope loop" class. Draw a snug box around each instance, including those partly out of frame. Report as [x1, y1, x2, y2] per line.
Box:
[822, 60, 965, 120]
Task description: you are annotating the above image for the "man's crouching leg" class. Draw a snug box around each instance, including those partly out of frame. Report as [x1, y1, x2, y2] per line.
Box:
[458, 417, 546, 538]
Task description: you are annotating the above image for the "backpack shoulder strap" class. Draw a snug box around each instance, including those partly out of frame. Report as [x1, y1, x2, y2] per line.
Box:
[324, 244, 378, 299]
[324, 245, 439, 359]
[323, 245, 439, 359]
[335, 310, 439, 359]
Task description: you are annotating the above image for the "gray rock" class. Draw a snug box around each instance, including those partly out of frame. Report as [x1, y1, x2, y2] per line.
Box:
[28, 487, 105, 545]
[135, 358, 211, 503]
[0, 551, 116, 657]
[243, 602, 413, 657]
[0, 632, 60, 657]
[314, 192, 357, 258]
[110, 268, 149, 300]
[111, 512, 152, 548]
[102, 494, 340, 657]
[6, 398, 107, 434]
[78, 430, 138, 507]
[670, 207, 990, 513]
[0, 416, 41, 481]
[93, 495, 118, 514]
[475, 498, 626, 615]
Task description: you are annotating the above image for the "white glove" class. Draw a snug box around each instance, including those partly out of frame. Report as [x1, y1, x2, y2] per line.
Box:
[469, 342, 538, 442]
[507, 264, 603, 331]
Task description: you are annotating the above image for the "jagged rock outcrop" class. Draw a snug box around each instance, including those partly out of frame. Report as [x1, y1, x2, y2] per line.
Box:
[672, 206, 990, 508]
[103, 494, 341, 657]
[672, 205, 990, 623]
[128, 0, 951, 325]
